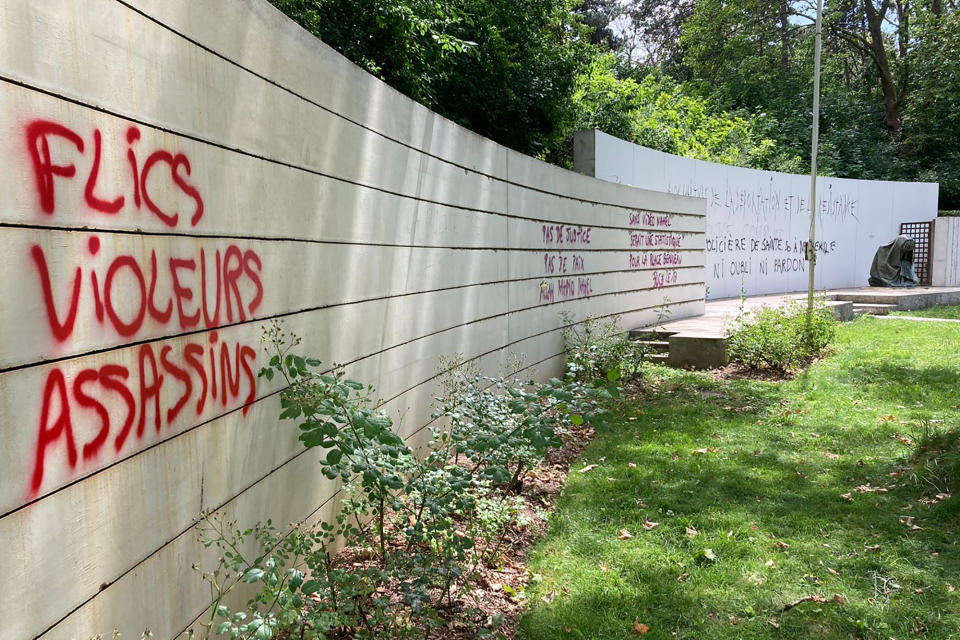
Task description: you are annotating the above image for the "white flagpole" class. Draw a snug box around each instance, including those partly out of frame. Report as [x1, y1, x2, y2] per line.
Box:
[807, 0, 825, 320]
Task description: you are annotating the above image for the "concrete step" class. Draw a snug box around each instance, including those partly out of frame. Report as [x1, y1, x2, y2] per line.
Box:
[646, 352, 670, 363]
[628, 328, 676, 340]
[633, 340, 670, 354]
[852, 303, 898, 316]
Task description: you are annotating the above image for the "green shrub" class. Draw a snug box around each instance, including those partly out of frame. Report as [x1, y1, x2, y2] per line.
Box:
[194, 320, 623, 639]
[560, 313, 646, 382]
[726, 299, 836, 372]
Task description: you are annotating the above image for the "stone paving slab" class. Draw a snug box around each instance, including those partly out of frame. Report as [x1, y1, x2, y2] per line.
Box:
[636, 286, 960, 339]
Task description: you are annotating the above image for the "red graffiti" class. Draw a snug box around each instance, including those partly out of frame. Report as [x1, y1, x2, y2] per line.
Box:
[25, 119, 204, 227]
[29, 337, 257, 494]
[30, 241, 264, 342]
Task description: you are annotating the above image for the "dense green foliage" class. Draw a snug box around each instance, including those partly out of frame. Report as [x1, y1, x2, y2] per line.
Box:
[270, 0, 960, 204]
[194, 321, 622, 639]
[522, 317, 960, 638]
[270, 0, 592, 156]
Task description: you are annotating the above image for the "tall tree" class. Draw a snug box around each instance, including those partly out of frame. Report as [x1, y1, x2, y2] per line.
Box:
[269, 0, 593, 156]
[826, 0, 910, 134]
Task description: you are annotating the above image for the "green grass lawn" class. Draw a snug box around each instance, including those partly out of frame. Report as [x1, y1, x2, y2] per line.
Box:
[892, 305, 960, 320]
[520, 316, 960, 640]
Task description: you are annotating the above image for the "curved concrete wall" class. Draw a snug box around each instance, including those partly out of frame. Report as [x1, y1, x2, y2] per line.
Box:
[575, 129, 939, 299]
[0, 2, 704, 638]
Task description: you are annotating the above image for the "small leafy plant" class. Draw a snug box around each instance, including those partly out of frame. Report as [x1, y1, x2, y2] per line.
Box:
[193, 320, 624, 639]
[726, 298, 836, 372]
[560, 313, 645, 382]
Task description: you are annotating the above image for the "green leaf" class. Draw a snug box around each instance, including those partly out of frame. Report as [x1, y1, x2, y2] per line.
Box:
[287, 568, 304, 590]
[254, 621, 273, 640]
[570, 414, 584, 426]
[279, 406, 301, 420]
[242, 567, 264, 583]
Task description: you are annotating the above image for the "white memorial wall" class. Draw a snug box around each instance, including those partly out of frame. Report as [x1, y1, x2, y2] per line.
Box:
[575, 129, 939, 299]
[0, 1, 705, 638]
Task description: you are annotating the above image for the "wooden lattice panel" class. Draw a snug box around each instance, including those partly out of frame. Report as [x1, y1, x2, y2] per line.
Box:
[900, 221, 934, 286]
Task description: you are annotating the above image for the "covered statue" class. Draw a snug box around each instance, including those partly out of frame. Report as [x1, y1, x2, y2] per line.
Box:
[868, 235, 919, 288]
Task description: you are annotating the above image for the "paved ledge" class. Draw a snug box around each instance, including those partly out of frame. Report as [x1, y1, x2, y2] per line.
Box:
[630, 286, 960, 369]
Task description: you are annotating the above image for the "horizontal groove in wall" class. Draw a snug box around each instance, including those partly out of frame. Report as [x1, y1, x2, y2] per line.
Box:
[37, 301, 701, 640]
[0, 73, 700, 238]
[3, 286, 704, 519]
[0, 220, 703, 244]
[0, 265, 705, 376]
[83, 0, 710, 218]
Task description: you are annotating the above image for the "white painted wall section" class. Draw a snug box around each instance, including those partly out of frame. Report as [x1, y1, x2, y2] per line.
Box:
[575, 129, 939, 299]
[0, 2, 705, 639]
[932, 217, 960, 286]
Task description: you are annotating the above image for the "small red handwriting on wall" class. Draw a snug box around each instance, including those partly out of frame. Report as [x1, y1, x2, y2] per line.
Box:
[542, 253, 585, 275]
[26, 120, 204, 226]
[541, 224, 592, 246]
[30, 333, 258, 493]
[629, 232, 683, 249]
[629, 211, 672, 229]
[31, 238, 264, 342]
[652, 270, 679, 288]
[538, 276, 593, 304]
[629, 252, 683, 269]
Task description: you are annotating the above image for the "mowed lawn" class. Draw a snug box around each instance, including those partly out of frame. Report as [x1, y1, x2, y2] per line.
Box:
[520, 317, 960, 640]
[893, 305, 960, 320]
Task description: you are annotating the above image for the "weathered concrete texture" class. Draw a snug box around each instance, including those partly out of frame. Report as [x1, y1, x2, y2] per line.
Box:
[668, 335, 728, 369]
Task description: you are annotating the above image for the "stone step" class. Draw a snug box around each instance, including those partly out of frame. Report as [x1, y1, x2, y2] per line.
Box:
[852, 303, 898, 316]
[633, 340, 670, 354]
[628, 328, 676, 340]
[646, 352, 670, 363]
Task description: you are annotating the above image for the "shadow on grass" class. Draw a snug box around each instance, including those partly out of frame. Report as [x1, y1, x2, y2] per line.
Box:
[520, 365, 960, 640]
[836, 362, 960, 405]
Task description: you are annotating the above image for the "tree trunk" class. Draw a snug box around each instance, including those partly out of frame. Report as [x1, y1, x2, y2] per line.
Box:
[864, 0, 902, 134]
[779, 0, 791, 73]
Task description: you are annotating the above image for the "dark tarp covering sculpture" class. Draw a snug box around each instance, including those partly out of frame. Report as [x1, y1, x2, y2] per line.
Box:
[868, 235, 919, 287]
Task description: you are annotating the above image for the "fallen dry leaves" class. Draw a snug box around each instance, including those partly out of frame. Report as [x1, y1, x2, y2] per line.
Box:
[578, 464, 599, 474]
[618, 528, 634, 539]
[631, 620, 650, 635]
[643, 520, 661, 531]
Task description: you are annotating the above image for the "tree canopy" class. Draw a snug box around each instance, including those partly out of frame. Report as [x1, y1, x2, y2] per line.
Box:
[270, 0, 960, 207]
